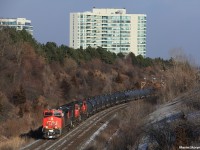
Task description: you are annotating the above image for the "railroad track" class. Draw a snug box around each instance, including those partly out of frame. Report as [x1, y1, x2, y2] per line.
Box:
[20, 103, 128, 150]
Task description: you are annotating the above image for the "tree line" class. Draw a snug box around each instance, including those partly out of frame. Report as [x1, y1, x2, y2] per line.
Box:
[0, 27, 171, 67]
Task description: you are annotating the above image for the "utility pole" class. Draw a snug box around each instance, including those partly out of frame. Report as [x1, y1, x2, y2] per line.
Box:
[119, 11, 122, 53]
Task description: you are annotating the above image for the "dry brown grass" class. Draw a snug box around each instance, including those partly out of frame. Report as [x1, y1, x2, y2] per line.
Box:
[85, 118, 120, 150]
[159, 50, 199, 103]
[107, 99, 156, 150]
[145, 118, 200, 150]
[0, 136, 25, 150]
[83, 99, 157, 150]
[0, 105, 43, 139]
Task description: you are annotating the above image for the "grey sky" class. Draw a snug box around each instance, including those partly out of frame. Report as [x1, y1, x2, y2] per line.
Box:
[0, 0, 200, 64]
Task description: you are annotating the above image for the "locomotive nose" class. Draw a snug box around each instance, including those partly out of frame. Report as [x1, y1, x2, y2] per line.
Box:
[46, 120, 58, 129]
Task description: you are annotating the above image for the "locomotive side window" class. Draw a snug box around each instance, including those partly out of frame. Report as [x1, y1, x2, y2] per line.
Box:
[44, 112, 52, 117]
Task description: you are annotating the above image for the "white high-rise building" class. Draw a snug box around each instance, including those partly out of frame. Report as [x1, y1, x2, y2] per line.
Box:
[70, 8, 146, 57]
[0, 18, 33, 35]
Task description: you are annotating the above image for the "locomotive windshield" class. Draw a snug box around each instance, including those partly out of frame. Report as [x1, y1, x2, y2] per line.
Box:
[44, 112, 53, 117]
[54, 112, 62, 118]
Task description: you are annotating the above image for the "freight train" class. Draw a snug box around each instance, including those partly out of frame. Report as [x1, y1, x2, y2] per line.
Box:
[42, 88, 153, 138]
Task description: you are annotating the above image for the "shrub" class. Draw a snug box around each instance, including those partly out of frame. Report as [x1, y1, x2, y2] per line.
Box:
[0, 137, 25, 150]
[12, 85, 26, 106]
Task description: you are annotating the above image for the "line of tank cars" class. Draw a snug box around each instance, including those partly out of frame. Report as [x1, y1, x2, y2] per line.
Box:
[42, 88, 153, 138]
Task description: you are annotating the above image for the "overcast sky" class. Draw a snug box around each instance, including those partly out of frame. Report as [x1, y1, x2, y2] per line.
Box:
[0, 0, 200, 64]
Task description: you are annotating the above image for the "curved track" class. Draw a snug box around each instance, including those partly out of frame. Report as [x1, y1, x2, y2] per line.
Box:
[21, 103, 128, 150]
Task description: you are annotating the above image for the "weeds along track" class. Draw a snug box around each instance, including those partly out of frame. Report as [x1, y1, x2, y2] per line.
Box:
[20, 103, 128, 150]
[147, 88, 200, 125]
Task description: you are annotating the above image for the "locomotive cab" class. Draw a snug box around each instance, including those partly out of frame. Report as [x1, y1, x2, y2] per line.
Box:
[77, 99, 88, 119]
